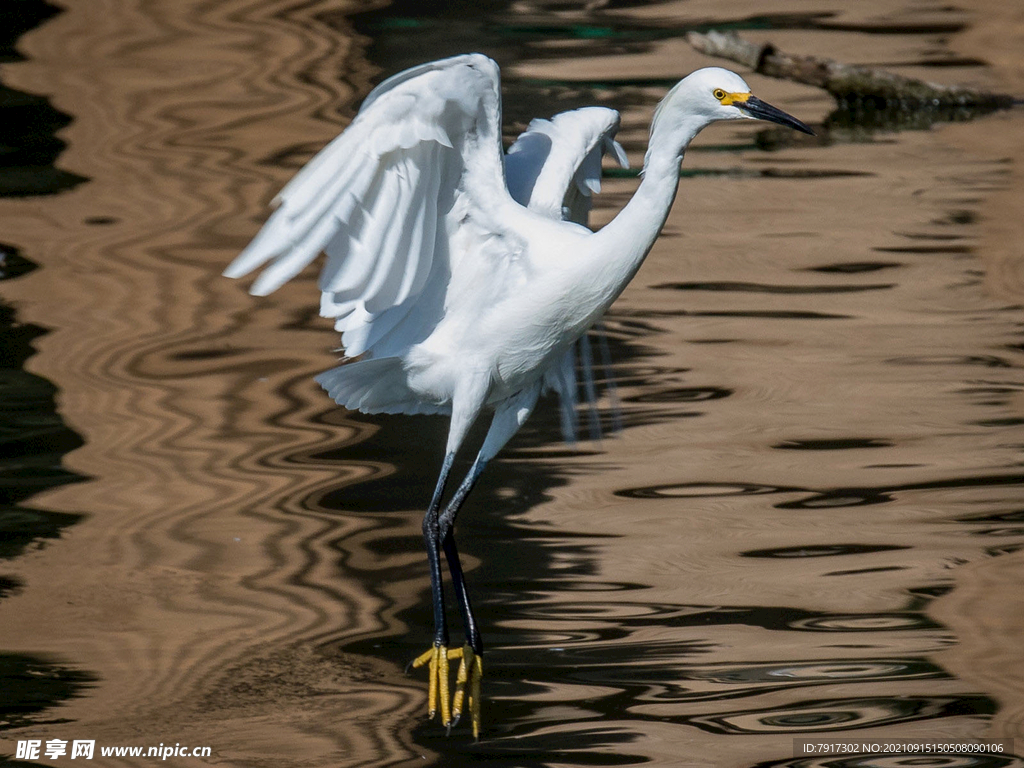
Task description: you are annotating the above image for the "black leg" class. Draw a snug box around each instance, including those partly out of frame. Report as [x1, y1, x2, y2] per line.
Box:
[423, 452, 455, 650]
[435, 456, 492, 738]
[442, 530, 481, 652]
[438, 459, 487, 654]
[416, 382, 539, 738]
[440, 525, 482, 736]
[412, 452, 457, 724]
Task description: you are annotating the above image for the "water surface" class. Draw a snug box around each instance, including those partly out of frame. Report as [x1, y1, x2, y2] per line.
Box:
[1, 1, 1023, 766]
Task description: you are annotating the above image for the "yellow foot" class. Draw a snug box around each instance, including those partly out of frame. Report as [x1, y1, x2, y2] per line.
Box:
[411, 644, 483, 738]
[449, 644, 483, 740]
[411, 644, 452, 727]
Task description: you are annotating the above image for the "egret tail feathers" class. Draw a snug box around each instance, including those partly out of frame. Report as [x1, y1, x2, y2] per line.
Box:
[315, 357, 449, 416]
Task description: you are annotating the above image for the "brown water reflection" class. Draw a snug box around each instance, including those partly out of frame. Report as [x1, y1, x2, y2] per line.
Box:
[2, 0, 1024, 766]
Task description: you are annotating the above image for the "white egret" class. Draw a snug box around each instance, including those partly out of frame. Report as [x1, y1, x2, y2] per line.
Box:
[225, 53, 813, 737]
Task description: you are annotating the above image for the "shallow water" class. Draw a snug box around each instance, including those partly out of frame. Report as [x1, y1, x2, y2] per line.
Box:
[2, 1, 1024, 766]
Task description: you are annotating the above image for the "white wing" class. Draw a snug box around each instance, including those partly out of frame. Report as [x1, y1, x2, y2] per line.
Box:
[506, 106, 628, 222]
[225, 53, 520, 360]
[504, 107, 628, 441]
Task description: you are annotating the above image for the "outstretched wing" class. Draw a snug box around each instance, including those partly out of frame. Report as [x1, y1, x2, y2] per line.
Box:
[225, 53, 518, 359]
[504, 107, 628, 441]
[505, 107, 628, 224]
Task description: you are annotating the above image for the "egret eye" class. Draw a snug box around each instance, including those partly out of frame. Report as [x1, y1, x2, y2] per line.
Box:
[713, 89, 727, 100]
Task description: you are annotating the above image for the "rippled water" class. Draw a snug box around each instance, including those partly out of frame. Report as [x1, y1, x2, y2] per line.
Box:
[2, 0, 1023, 766]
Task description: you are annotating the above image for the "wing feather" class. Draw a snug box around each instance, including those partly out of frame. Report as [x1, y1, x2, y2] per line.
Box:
[505, 106, 628, 222]
[228, 54, 626, 435]
[225, 54, 516, 365]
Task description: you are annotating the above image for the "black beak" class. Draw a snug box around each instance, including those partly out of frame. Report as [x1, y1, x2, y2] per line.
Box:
[739, 95, 815, 135]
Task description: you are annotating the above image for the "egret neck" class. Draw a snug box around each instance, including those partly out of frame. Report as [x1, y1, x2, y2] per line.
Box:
[587, 111, 709, 313]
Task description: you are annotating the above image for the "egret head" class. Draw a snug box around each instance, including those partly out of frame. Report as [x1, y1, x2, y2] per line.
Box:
[656, 67, 814, 140]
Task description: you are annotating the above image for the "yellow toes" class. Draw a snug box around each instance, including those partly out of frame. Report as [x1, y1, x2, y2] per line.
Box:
[449, 645, 483, 739]
[412, 644, 482, 737]
[470, 652, 483, 740]
[438, 646, 451, 727]
[450, 645, 469, 721]
[411, 644, 452, 726]
[410, 647, 437, 718]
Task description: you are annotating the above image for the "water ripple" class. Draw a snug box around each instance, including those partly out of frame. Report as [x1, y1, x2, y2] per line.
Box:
[3, 0, 1023, 764]
[684, 695, 994, 735]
